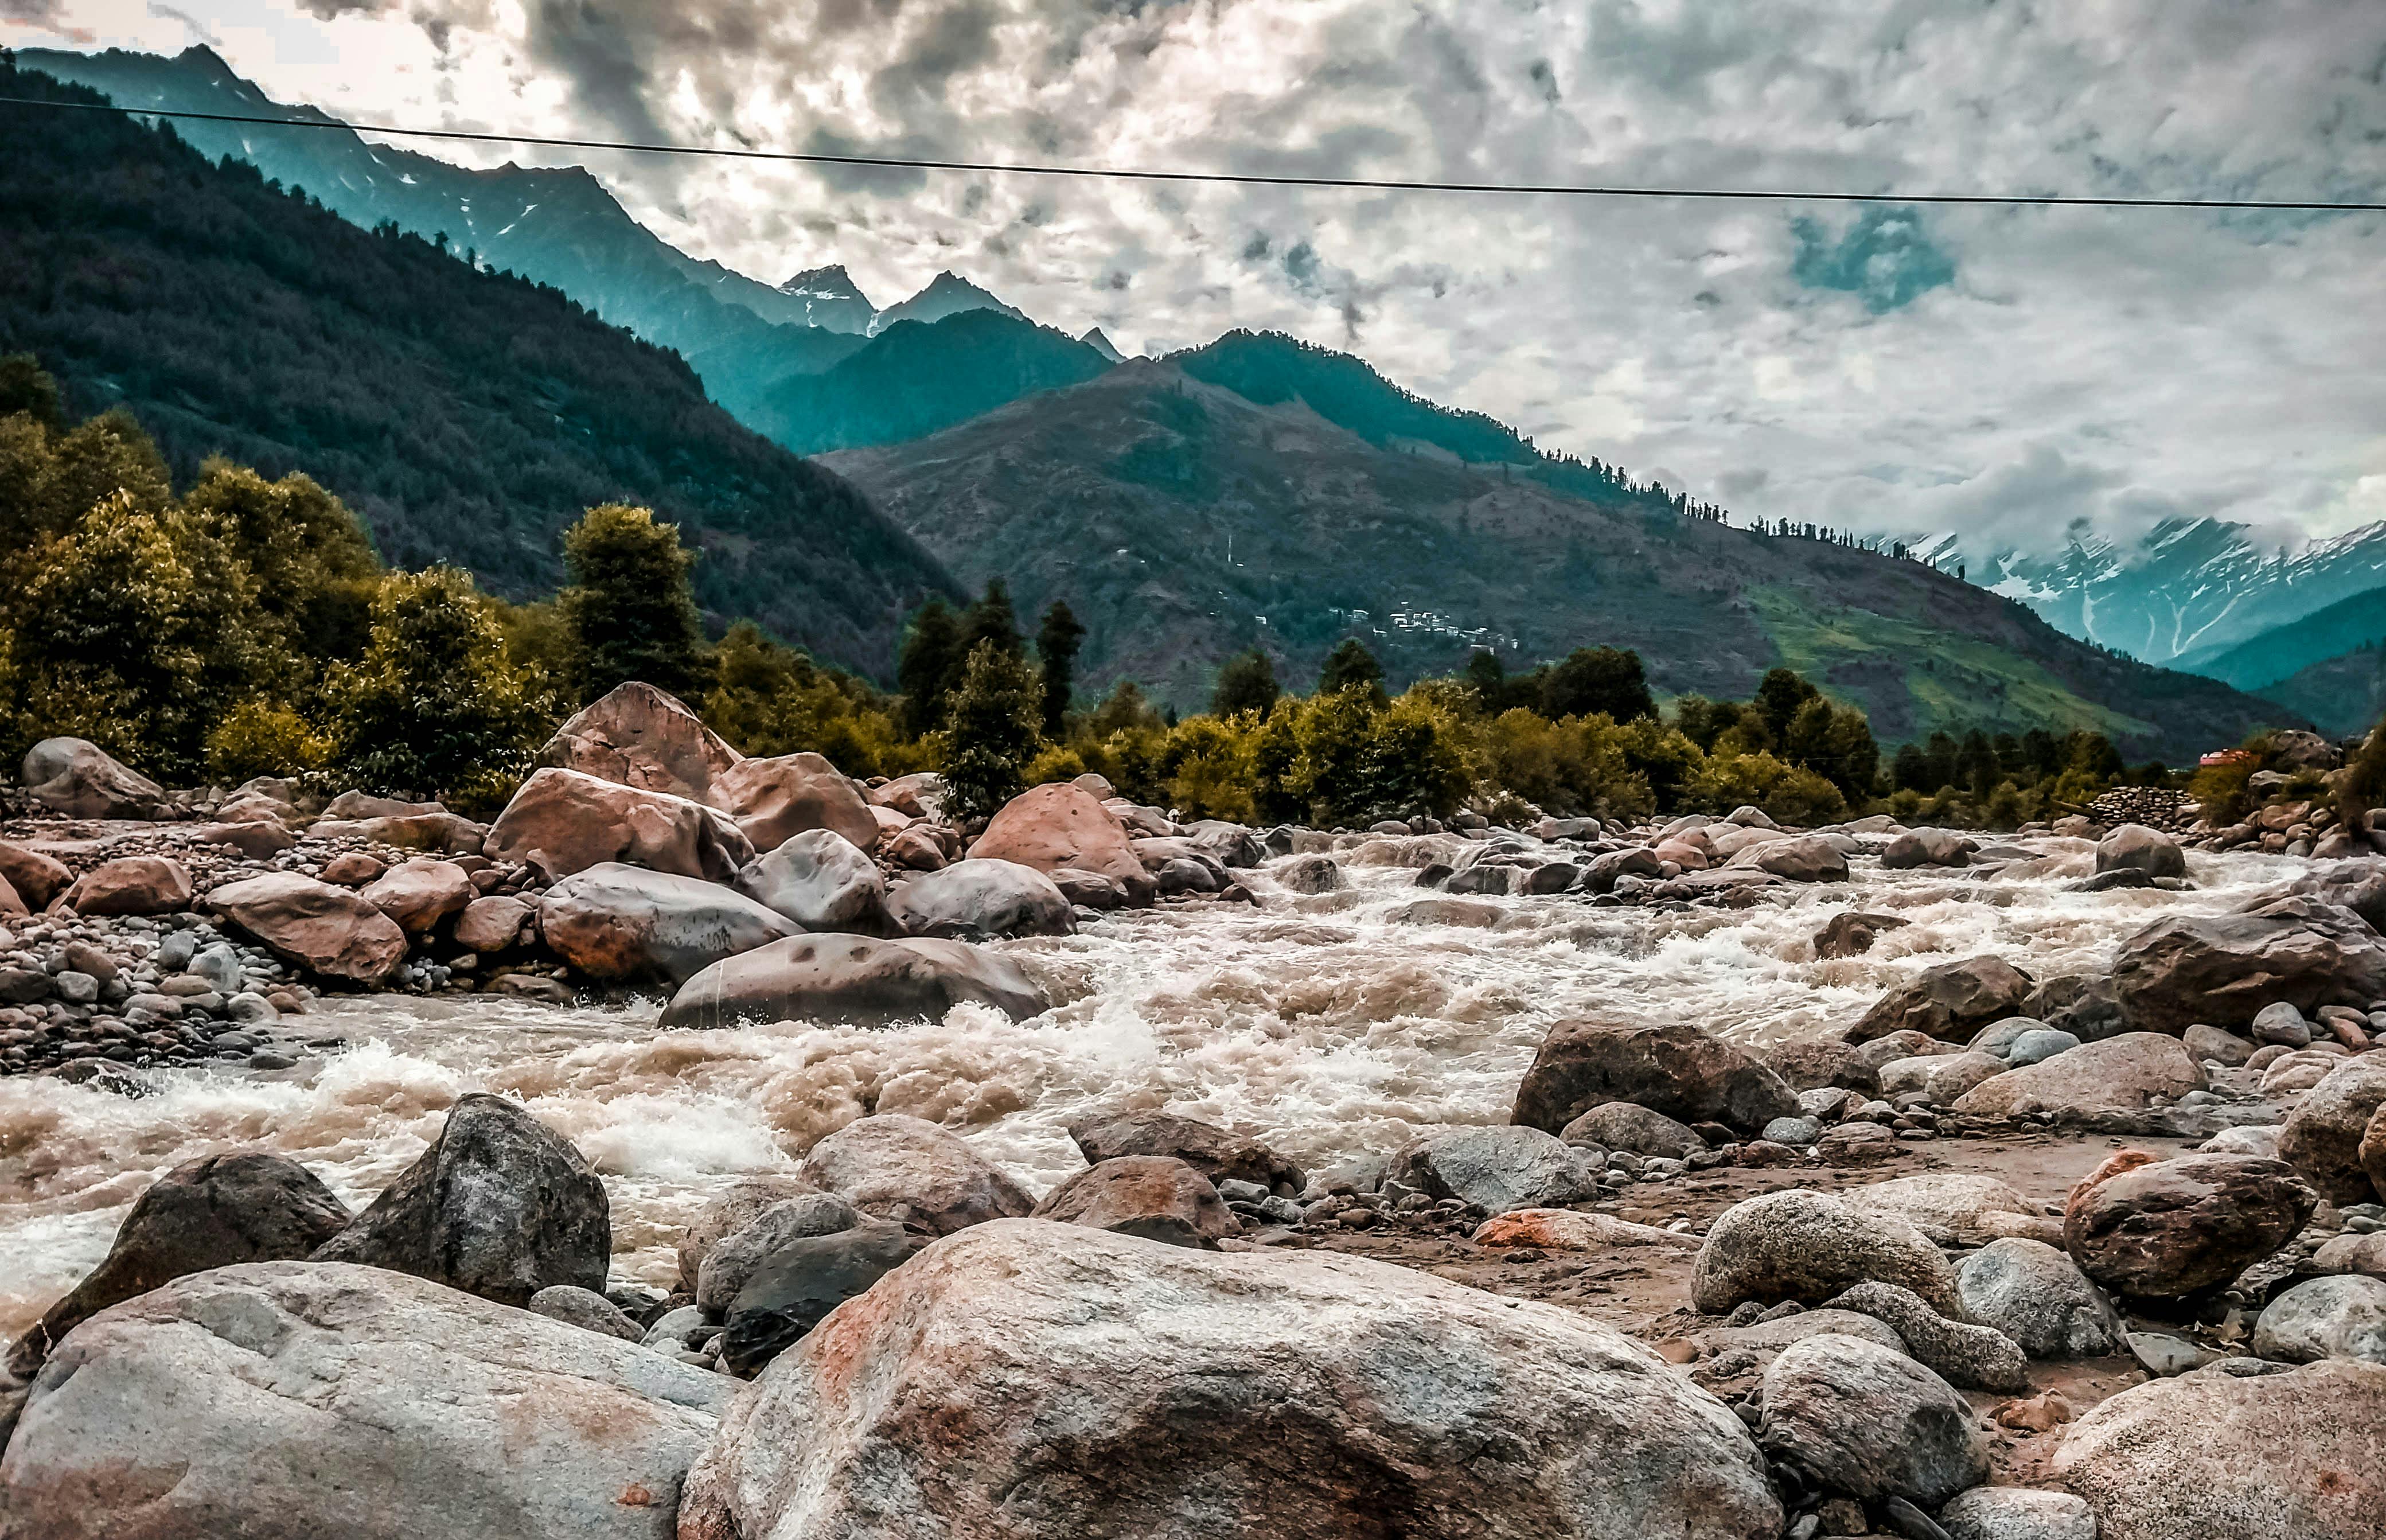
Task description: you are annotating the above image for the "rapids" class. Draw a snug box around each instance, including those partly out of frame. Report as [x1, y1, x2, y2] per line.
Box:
[0, 836, 2308, 1342]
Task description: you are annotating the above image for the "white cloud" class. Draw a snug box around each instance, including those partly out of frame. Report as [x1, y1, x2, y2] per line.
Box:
[7, 0, 2384, 553]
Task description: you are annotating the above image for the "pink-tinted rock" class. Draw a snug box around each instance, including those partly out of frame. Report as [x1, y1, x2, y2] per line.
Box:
[710, 751, 879, 854]
[483, 767, 753, 883]
[20, 736, 171, 818]
[969, 782, 1155, 904]
[0, 841, 75, 910]
[320, 852, 385, 886]
[205, 872, 409, 984]
[1030, 1155, 1237, 1248]
[535, 681, 739, 802]
[2063, 1151, 2318, 1299]
[453, 895, 533, 954]
[357, 859, 475, 936]
[59, 857, 193, 917]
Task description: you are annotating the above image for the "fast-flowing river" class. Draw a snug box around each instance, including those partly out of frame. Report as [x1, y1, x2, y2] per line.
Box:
[0, 836, 2305, 1341]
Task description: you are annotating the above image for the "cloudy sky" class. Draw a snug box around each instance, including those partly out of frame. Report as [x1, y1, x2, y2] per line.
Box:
[9, 0, 2384, 555]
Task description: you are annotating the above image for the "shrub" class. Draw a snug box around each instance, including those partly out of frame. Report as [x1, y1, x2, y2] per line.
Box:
[935, 640, 1043, 822]
[205, 701, 329, 785]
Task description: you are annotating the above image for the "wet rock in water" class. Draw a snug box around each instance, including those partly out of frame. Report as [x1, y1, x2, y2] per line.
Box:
[719, 1219, 921, 1377]
[2276, 1057, 2386, 1203]
[676, 1176, 822, 1293]
[711, 751, 880, 855]
[798, 1113, 1033, 1237]
[1067, 1110, 1305, 1196]
[1840, 1173, 2038, 1246]
[528, 1283, 645, 1342]
[2110, 896, 2386, 1036]
[1881, 828, 1976, 870]
[2061, 1152, 2317, 1300]
[734, 829, 891, 934]
[657, 933, 1050, 1030]
[678, 1219, 1783, 1540]
[1271, 852, 1346, 894]
[1758, 1332, 1988, 1507]
[2096, 824, 2186, 880]
[1512, 1019, 1802, 1136]
[1823, 1280, 2031, 1393]
[887, 857, 1073, 939]
[537, 862, 797, 985]
[21, 735, 172, 818]
[1849, 956, 2036, 1046]
[2050, 1359, 2386, 1540]
[1937, 1486, 2096, 1540]
[2251, 1274, 2386, 1364]
[311, 1092, 612, 1307]
[5, 1151, 351, 1378]
[0, 1261, 731, 1540]
[1730, 835, 1849, 883]
[0, 841, 73, 911]
[967, 782, 1156, 905]
[58, 856, 193, 917]
[205, 871, 410, 985]
[1030, 1156, 1237, 1249]
[358, 857, 475, 936]
[695, 1192, 862, 1316]
[1693, 1188, 1959, 1313]
[2181, 1022, 2255, 1065]
[1815, 910, 1910, 959]
[1561, 1100, 1709, 1159]
[1955, 1238, 2125, 1359]
[454, 894, 534, 953]
[1950, 1032, 2204, 1118]
[1470, 1208, 1699, 1252]
[1392, 1125, 1600, 1215]
[485, 766, 754, 884]
[535, 680, 741, 803]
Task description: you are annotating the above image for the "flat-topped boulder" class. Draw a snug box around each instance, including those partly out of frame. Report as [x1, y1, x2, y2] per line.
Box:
[535, 680, 739, 803]
[968, 782, 1155, 904]
[538, 862, 797, 985]
[484, 766, 753, 883]
[658, 933, 1050, 1030]
[58, 856, 192, 917]
[1951, 1032, 2204, 1118]
[206, 871, 408, 984]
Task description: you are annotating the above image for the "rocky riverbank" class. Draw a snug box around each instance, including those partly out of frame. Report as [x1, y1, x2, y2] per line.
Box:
[2, 688, 2384, 1538]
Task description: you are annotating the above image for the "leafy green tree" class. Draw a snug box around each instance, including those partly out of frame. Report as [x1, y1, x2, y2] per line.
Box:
[1782, 697, 1879, 801]
[559, 504, 707, 702]
[1035, 599, 1086, 736]
[1754, 668, 1821, 741]
[1318, 638, 1386, 700]
[330, 567, 543, 810]
[898, 596, 965, 738]
[1361, 691, 1475, 819]
[704, 619, 910, 775]
[1542, 646, 1655, 722]
[0, 352, 63, 430]
[1288, 686, 1377, 824]
[181, 461, 380, 692]
[0, 402, 174, 552]
[937, 639, 1044, 821]
[1211, 648, 1281, 717]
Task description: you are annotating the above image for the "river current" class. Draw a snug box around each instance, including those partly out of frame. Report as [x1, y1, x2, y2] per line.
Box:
[0, 835, 2305, 1340]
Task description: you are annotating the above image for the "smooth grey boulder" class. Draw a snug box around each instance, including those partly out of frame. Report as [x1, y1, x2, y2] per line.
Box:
[0, 1261, 732, 1540]
[734, 829, 892, 934]
[2251, 1274, 2386, 1364]
[719, 1219, 921, 1377]
[529, 1284, 644, 1342]
[675, 1176, 821, 1293]
[311, 1093, 611, 1307]
[1694, 1188, 1959, 1313]
[679, 1219, 1784, 1540]
[2250, 1001, 2312, 1047]
[1759, 1332, 1988, 1507]
[2007, 1028, 2080, 1067]
[2182, 1023, 2254, 1065]
[657, 933, 1050, 1030]
[538, 862, 797, 985]
[1824, 1281, 2031, 1393]
[798, 1114, 1033, 1237]
[1882, 828, 1974, 869]
[2275, 1057, 2386, 1204]
[1956, 1238, 2124, 1359]
[1391, 1125, 1599, 1214]
[2097, 824, 2185, 879]
[20, 735, 170, 818]
[695, 1193, 861, 1317]
[5, 1151, 350, 1379]
[886, 857, 1073, 939]
[1558, 1101, 1707, 1159]
[1939, 1486, 2097, 1540]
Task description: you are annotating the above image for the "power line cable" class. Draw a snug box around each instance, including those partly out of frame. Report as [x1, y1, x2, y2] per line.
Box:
[2, 92, 2381, 212]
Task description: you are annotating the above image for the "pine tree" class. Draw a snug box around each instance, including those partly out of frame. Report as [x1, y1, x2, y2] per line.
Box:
[558, 504, 707, 703]
[1034, 599, 1086, 737]
[1318, 638, 1385, 700]
[898, 596, 965, 738]
[938, 640, 1043, 822]
[962, 578, 1024, 658]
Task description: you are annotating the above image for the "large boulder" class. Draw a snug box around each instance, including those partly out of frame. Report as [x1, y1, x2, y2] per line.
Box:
[2286, 859, 2386, 934]
[968, 782, 1155, 904]
[205, 871, 410, 984]
[1881, 828, 1975, 870]
[537, 863, 797, 985]
[1759, 1333, 1987, 1507]
[1956, 1237, 2125, 1359]
[657, 933, 1050, 1030]
[797, 1113, 1033, 1237]
[0, 842, 73, 910]
[2275, 1056, 2386, 1204]
[1848, 956, 2035, 1044]
[1030, 1156, 1237, 1248]
[709, 752, 879, 855]
[1728, 835, 1849, 883]
[2050, 1359, 2386, 1540]
[454, 894, 535, 953]
[57, 856, 193, 917]
[5, 1152, 350, 1378]
[2096, 824, 2186, 879]
[2252, 1274, 2386, 1364]
[0, 1261, 732, 1540]
[1692, 1188, 1959, 1313]
[1066, 1110, 1305, 1196]
[676, 1220, 1783, 1540]
[718, 1219, 922, 1377]
[535, 681, 740, 804]
[733, 829, 891, 934]
[1511, 1019, 1803, 1136]
[886, 857, 1073, 939]
[311, 1093, 611, 1307]
[1391, 1125, 1599, 1215]
[693, 1192, 862, 1317]
[674, 1176, 822, 1293]
[2110, 897, 2386, 1035]
[20, 736, 171, 818]
[2061, 1152, 2317, 1300]
[484, 767, 754, 884]
[357, 857, 475, 936]
[1950, 1032, 2204, 1117]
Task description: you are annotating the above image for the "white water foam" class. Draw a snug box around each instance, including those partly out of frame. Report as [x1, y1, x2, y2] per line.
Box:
[0, 839, 2308, 1339]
